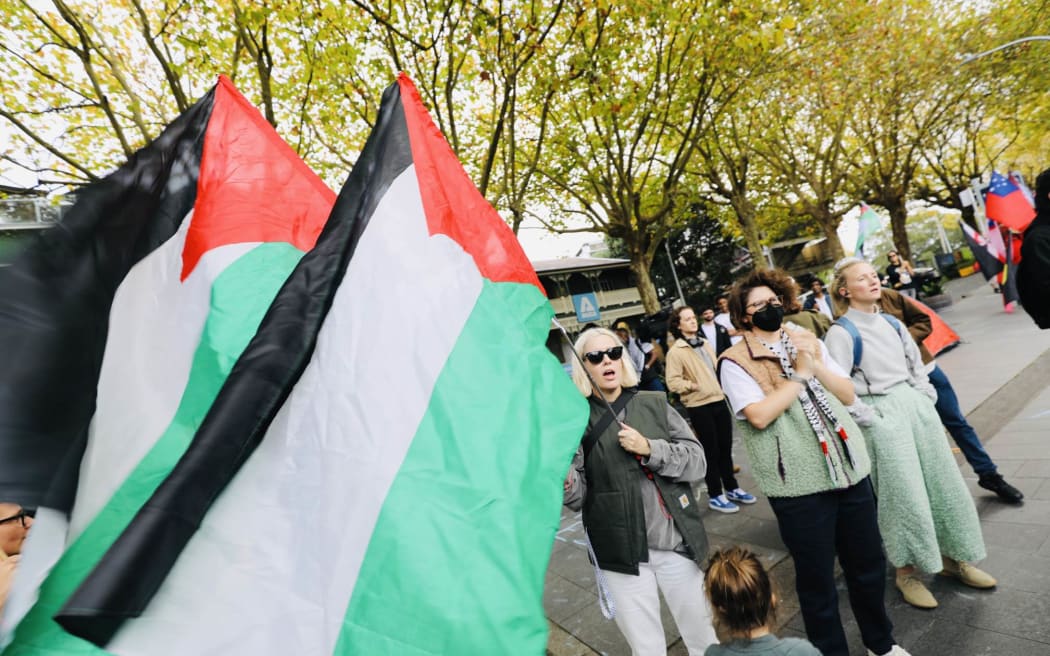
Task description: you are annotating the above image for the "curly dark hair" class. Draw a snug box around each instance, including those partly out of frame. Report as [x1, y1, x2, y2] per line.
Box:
[727, 268, 800, 329]
[667, 305, 695, 340]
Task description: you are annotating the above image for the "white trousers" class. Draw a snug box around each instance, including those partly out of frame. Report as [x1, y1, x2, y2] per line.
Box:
[601, 550, 717, 656]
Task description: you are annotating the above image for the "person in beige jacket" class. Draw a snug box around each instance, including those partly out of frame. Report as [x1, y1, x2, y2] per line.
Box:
[666, 306, 756, 513]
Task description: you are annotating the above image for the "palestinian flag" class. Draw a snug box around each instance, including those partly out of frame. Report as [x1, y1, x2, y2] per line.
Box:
[4, 74, 587, 655]
[0, 77, 334, 649]
[959, 220, 1003, 281]
[855, 202, 881, 256]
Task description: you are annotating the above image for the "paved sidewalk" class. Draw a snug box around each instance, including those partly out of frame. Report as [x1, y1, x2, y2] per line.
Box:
[544, 275, 1050, 655]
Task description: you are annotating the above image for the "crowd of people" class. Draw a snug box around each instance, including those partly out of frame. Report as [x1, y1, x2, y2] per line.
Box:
[565, 257, 1020, 656]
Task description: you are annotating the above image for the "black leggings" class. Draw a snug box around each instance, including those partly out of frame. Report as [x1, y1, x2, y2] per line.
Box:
[686, 401, 737, 497]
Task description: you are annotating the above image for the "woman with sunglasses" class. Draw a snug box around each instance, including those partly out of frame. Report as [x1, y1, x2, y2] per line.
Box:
[564, 327, 716, 655]
[716, 269, 908, 656]
[666, 306, 755, 513]
[0, 503, 33, 613]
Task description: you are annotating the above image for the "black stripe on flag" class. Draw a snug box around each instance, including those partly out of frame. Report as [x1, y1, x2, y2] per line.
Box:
[960, 221, 1003, 283]
[0, 87, 216, 512]
[55, 79, 414, 646]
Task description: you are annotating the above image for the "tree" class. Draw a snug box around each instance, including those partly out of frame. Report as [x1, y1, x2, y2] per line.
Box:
[649, 203, 743, 309]
[535, 0, 784, 313]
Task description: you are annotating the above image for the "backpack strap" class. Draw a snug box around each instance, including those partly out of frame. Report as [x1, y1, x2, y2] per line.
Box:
[833, 316, 863, 373]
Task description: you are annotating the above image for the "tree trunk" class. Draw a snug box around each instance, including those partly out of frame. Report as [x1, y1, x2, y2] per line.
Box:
[630, 256, 662, 315]
[815, 213, 845, 263]
[885, 197, 911, 261]
[730, 197, 765, 267]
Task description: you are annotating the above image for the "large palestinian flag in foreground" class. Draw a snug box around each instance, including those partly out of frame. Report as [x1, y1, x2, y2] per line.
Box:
[0, 76, 334, 651]
[1, 74, 586, 655]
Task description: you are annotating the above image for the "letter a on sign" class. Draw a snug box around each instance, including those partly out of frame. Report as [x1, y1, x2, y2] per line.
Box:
[572, 292, 600, 322]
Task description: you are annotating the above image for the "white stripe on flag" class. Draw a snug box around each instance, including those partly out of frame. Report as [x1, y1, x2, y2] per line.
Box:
[70, 214, 258, 540]
[107, 166, 483, 655]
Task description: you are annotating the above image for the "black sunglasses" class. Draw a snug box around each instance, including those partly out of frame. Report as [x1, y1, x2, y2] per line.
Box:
[583, 346, 624, 365]
[0, 509, 29, 528]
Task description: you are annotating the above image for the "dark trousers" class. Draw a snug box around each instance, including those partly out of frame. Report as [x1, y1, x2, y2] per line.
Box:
[928, 364, 997, 476]
[686, 401, 737, 497]
[768, 479, 894, 656]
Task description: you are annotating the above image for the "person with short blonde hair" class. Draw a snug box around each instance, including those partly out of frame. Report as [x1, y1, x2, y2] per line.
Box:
[565, 327, 716, 655]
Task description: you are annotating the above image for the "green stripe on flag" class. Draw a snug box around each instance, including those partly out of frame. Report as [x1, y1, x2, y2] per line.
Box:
[3, 242, 304, 656]
[334, 281, 588, 655]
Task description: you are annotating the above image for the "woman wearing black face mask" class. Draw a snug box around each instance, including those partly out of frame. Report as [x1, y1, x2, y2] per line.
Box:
[715, 269, 910, 656]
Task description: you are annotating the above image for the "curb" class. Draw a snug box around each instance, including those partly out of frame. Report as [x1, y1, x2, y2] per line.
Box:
[964, 348, 1050, 443]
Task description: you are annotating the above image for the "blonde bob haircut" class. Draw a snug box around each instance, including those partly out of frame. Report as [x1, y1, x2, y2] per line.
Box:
[830, 256, 868, 316]
[570, 327, 640, 397]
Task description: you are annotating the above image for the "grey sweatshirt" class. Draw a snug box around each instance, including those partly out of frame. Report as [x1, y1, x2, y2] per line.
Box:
[564, 404, 707, 553]
[824, 307, 936, 401]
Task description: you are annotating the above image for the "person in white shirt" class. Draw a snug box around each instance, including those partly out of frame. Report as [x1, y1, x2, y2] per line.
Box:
[699, 307, 732, 356]
[714, 297, 742, 345]
[803, 279, 835, 320]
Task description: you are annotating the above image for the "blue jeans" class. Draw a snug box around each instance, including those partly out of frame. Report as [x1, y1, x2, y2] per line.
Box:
[928, 365, 997, 476]
[768, 479, 894, 656]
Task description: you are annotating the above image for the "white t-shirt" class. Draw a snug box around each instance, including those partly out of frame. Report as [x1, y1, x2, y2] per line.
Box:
[719, 338, 848, 419]
[813, 295, 834, 320]
[700, 323, 718, 345]
[714, 312, 742, 345]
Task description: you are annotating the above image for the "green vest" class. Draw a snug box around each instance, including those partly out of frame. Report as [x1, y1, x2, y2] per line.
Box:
[582, 391, 709, 575]
[736, 396, 871, 498]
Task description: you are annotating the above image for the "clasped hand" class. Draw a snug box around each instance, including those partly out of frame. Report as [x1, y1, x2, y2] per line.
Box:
[787, 329, 821, 378]
[618, 423, 651, 457]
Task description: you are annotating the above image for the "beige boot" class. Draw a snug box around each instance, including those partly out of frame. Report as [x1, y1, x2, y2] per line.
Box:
[939, 558, 997, 589]
[895, 572, 937, 609]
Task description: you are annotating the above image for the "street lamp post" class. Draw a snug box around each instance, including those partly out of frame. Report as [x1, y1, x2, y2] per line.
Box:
[664, 239, 686, 308]
[960, 36, 1050, 64]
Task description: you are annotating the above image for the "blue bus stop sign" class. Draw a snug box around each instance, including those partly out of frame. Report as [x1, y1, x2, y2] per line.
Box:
[572, 292, 601, 323]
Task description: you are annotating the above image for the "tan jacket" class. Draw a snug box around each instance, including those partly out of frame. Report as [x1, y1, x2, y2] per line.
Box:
[665, 338, 725, 407]
[877, 288, 934, 363]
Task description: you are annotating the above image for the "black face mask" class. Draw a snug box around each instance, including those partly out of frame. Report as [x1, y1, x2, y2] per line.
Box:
[751, 304, 785, 331]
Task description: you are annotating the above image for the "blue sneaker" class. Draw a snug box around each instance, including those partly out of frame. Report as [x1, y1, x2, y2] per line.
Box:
[726, 488, 757, 505]
[708, 495, 740, 514]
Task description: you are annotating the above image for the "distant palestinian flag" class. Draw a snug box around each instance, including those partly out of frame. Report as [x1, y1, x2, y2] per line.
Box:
[959, 220, 1003, 281]
[5, 74, 588, 655]
[985, 171, 1035, 231]
[0, 77, 334, 650]
[855, 203, 881, 256]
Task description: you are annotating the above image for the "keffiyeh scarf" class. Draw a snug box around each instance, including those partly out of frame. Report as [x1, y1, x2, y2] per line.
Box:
[759, 329, 860, 486]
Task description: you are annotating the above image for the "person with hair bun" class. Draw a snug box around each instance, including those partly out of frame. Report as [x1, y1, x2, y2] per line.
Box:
[703, 546, 820, 656]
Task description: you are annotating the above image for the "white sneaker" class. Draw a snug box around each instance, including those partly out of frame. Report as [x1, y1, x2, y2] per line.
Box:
[867, 646, 912, 656]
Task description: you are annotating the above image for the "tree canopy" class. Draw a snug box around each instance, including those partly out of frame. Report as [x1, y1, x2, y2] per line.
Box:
[2, 0, 1048, 312]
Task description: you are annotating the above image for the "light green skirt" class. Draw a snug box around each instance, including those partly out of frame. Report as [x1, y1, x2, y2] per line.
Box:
[861, 382, 986, 572]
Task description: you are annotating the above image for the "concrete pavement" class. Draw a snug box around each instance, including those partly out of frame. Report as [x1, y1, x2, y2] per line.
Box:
[544, 274, 1050, 655]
